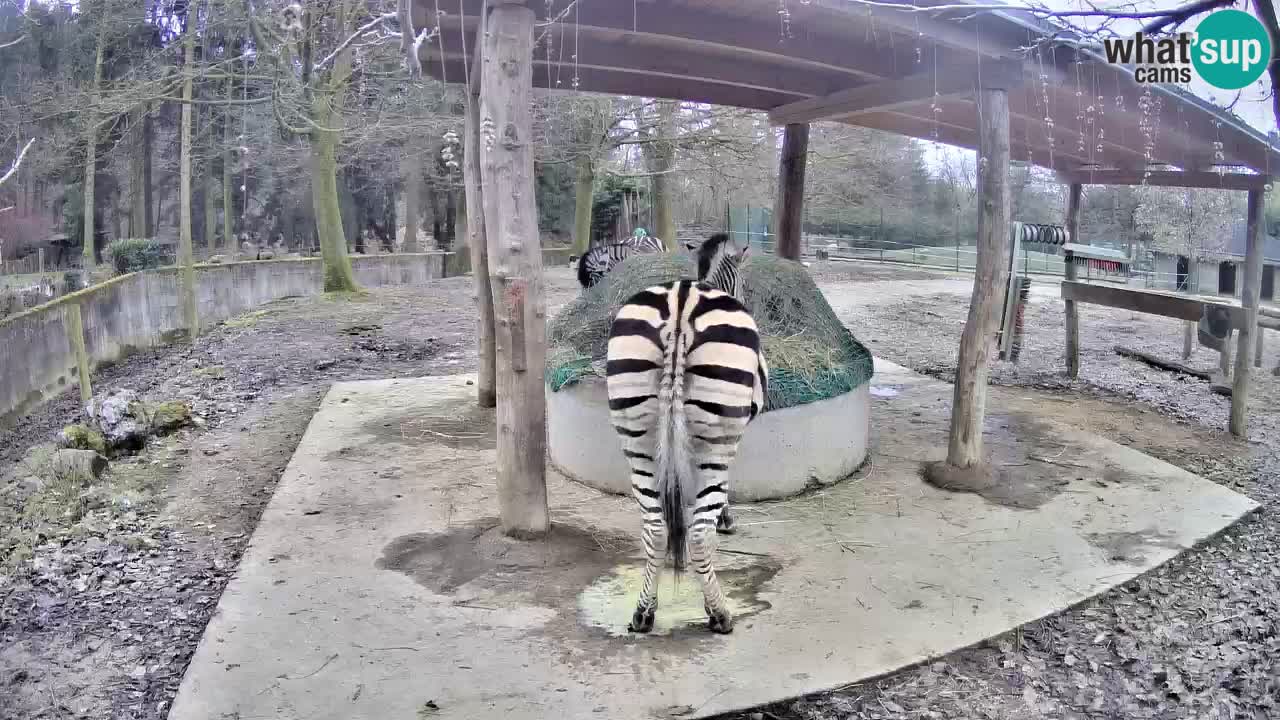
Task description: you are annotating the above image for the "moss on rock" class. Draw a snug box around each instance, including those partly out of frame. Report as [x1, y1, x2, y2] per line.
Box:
[148, 400, 192, 436]
[61, 424, 108, 455]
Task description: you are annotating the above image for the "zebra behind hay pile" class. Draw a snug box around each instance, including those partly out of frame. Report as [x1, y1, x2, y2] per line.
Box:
[604, 233, 764, 634]
[576, 233, 667, 288]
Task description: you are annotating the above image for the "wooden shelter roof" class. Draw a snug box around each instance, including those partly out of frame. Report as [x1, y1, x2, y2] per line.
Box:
[415, 0, 1280, 182]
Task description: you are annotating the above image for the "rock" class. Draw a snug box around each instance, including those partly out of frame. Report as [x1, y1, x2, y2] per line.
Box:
[149, 400, 193, 436]
[257, 250, 276, 260]
[84, 390, 193, 453]
[208, 255, 227, 264]
[60, 424, 107, 455]
[85, 389, 149, 453]
[51, 449, 108, 484]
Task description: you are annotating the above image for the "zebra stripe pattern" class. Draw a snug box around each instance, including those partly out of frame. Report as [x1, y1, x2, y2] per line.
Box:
[605, 269, 767, 635]
[577, 235, 667, 288]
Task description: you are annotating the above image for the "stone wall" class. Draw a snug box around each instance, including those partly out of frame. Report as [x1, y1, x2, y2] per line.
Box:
[0, 254, 448, 425]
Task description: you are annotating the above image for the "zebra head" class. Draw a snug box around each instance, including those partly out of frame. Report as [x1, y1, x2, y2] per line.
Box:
[695, 233, 748, 298]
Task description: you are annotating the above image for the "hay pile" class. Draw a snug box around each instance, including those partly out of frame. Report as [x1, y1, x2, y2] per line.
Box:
[546, 253, 873, 411]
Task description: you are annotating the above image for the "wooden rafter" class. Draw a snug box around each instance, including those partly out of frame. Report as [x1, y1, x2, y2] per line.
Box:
[1056, 169, 1271, 190]
[768, 60, 1021, 126]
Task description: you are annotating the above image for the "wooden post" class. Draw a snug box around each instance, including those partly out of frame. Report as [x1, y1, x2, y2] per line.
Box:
[480, 2, 550, 537]
[773, 123, 809, 260]
[1219, 329, 1233, 377]
[1256, 330, 1265, 368]
[945, 87, 1011, 468]
[1064, 183, 1082, 378]
[1183, 322, 1195, 360]
[1230, 189, 1265, 437]
[464, 17, 497, 408]
[38, 247, 44, 274]
[65, 303, 92, 406]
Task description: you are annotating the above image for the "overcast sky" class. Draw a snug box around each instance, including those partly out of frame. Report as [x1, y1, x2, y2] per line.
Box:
[1032, 0, 1276, 134]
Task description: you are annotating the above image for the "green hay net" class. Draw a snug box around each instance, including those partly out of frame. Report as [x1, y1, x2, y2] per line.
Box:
[546, 253, 874, 411]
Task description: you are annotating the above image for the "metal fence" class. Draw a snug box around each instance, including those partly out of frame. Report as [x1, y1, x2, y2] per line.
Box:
[724, 230, 1070, 277]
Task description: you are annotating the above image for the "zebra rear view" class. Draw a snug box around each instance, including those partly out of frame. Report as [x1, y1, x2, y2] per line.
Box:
[605, 279, 767, 634]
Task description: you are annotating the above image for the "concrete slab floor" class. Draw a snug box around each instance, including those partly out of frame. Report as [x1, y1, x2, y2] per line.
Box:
[169, 364, 1258, 720]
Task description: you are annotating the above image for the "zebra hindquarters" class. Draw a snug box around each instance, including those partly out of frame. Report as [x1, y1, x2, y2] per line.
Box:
[606, 298, 669, 634]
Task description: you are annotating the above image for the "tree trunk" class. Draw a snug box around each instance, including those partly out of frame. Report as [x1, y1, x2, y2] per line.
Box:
[445, 188, 457, 247]
[178, 13, 199, 337]
[945, 88, 1011, 469]
[223, 75, 235, 254]
[773, 122, 809, 260]
[129, 109, 147, 238]
[402, 148, 421, 252]
[143, 109, 154, 237]
[464, 23, 496, 408]
[480, 2, 549, 537]
[82, 31, 106, 269]
[308, 5, 359, 293]
[572, 156, 593, 254]
[651, 100, 678, 249]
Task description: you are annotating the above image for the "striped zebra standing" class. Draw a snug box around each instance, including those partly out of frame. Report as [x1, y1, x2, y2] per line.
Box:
[605, 234, 766, 634]
[577, 233, 667, 288]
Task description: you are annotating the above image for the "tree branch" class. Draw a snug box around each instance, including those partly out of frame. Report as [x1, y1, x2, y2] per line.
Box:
[315, 12, 398, 73]
[1253, 0, 1280, 130]
[0, 138, 34, 188]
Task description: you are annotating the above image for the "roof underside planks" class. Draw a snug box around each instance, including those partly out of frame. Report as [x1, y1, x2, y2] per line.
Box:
[414, 0, 1280, 181]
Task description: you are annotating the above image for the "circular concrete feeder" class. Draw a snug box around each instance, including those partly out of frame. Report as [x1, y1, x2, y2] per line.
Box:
[546, 378, 870, 502]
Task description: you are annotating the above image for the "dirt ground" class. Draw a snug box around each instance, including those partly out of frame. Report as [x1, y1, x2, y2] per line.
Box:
[1, 260, 1277, 720]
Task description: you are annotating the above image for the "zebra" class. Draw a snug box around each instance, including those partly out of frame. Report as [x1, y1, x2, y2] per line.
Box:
[604, 234, 765, 635]
[577, 234, 667, 289]
[684, 232, 748, 299]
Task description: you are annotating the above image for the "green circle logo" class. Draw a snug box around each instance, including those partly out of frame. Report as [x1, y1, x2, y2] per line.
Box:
[1192, 10, 1273, 90]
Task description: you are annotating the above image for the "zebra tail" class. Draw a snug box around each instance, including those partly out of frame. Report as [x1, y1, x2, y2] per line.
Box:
[576, 251, 592, 288]
[655, 323, 689, 572]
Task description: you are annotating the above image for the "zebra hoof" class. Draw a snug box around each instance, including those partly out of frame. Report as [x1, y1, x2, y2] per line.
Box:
[707, 610, 734, 635]
[716, 510, 737, 535]
[629, 606, 656, 634]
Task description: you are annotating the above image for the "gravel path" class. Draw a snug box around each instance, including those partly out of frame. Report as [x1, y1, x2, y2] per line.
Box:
[2, 260, 1276, 720]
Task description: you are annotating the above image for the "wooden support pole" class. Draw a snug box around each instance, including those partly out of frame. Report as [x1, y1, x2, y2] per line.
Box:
[1063, 183, 1082, 379]
[773, 123, 808, 260]
[1219, 329, 1233, 377]
[1230, 189, 1265, 437]
[1256, 330, 1265, 368]
[480, 1, 550, 537]
[464, 16, 497, 408]
[65, 303, 92, 406]
[946, 87, 1010, 468]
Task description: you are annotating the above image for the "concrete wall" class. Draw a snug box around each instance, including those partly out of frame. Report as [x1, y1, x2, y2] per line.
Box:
[547, 376, 871, 502]
[0, 254, 447, 425]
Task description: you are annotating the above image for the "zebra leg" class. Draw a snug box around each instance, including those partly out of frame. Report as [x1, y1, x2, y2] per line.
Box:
[630, 508, 666, 633]
[716, 504, 737, 534]
[689, 522, 733, 634]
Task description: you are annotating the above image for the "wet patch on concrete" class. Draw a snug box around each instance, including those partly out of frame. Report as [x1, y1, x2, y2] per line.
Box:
[1085, 529, 1183, 564]
[377, 520, 635, 605]
[577, 559, 782, 638]
[919, 411, 1120, 510]
[360, 397, 496, 451]
[377, 518, 782, 641]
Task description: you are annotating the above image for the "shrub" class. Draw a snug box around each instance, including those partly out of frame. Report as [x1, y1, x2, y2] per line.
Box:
[62, 270, 82, 293]
[108, 238, 165, 274]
